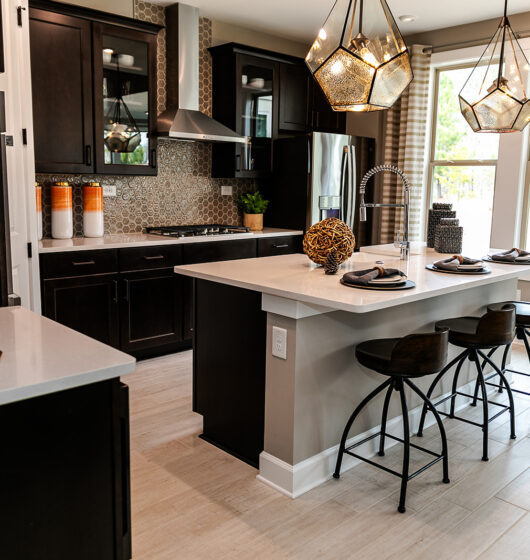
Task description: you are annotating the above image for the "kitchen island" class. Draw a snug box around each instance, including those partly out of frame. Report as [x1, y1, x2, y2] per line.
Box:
[175, 247, 527, 498]
[0, 306, 135, 560]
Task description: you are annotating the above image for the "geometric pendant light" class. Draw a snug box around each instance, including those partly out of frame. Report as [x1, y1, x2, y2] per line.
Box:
[104, 56, 142, 153]
[305, 0, 413, 112]
[459, 0, 530, 133]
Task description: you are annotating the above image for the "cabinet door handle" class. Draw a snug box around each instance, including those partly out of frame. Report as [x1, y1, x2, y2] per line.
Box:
[72, 260, 95, 266]
[272, 244, 289, 249]
[123, 279, 130, 302]
[85, 145, 92, 166]
[144, 255, 165, 261]
[151, 148, 157, 168]
[113, 279, 118, 303]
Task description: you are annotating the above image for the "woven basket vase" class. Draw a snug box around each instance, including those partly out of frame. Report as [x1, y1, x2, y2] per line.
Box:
[303, 218, 355, 266]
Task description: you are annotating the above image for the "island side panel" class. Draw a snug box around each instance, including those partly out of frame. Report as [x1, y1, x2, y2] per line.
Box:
[0, 379, 130, 560]
[261, 278, 517, 494]
[193, 279, 267, 467]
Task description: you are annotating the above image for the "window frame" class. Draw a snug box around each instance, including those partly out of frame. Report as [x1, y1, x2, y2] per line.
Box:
[425, 62, 499, 241]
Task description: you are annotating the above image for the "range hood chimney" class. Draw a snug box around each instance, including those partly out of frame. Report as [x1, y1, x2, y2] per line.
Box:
[157, 3, 247, 143]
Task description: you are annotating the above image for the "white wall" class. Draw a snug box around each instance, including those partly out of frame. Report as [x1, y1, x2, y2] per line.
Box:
[50, 0, 133, 17]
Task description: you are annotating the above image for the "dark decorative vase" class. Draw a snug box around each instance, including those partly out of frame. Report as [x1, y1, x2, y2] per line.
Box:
[427, 203, 457, 248]
[434, 218, 463, 254]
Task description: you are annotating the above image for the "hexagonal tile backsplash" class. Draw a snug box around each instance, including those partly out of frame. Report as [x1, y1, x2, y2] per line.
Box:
[36, 2, 255, 237]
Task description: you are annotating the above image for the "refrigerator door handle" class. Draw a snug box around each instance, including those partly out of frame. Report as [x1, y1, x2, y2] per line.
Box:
[345, 147, 356, 230]
[339, 147, 348, 222]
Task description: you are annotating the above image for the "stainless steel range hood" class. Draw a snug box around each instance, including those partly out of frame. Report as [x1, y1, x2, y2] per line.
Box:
[157, 3, 247, 143]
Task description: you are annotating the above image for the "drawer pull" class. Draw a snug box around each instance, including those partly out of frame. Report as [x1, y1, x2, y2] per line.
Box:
[144, 255, 165, 261]
[272, 244, 289, 249]
[72, 260, 95, 266]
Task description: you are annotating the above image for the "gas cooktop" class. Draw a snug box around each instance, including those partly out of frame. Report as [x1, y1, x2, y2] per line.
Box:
[145, 225, 251, 238]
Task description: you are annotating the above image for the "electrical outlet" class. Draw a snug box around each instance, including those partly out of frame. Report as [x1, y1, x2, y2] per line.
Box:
[272, 326, 287, 360]
[516, 289, 522, 301]
[221, 185, 233, 196]
[102, 184, 116, 197]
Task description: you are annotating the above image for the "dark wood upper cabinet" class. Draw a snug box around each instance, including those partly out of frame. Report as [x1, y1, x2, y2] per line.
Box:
[209, 43, 346, 178]
[30, 9, 94, 173]
[29, 2, 160, 175]
[210, 44, 279, 179]
[93, 23, 158, 175]
[309, 79, 347, 134]
[279, 63, 309, 133]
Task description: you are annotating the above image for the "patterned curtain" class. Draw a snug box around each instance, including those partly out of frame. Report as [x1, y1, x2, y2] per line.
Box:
[380, 45, 432, 243]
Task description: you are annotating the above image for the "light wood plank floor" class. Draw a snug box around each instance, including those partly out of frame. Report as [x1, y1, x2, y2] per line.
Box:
[127, 346, 530, 560]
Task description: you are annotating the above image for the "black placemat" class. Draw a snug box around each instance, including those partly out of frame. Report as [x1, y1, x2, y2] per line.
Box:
[483, 256, 530, 265]
[426, 264, 491, 275]
[340, 279, 416, 291]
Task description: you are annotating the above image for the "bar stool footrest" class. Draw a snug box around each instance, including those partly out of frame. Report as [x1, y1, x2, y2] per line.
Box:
[343, 431, 445, 482]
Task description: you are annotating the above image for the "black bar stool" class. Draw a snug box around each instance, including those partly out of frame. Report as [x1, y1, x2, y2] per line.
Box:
[472, 301, 530, 399]
[334, 329, 450, 514]
[417, 304, 516, 462]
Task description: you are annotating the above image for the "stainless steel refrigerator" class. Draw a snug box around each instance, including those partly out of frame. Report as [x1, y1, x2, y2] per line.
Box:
[265, 132, 376, 246]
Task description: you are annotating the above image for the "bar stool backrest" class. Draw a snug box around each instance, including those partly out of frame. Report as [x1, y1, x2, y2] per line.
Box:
[391, 329, 449, 376]
[477, 304, 516, 346]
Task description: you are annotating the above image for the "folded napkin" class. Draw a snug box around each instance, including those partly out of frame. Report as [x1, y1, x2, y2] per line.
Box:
[342, 266, 405, 286]
[433, 255, 484, 272]
[491, 248, 530, 262]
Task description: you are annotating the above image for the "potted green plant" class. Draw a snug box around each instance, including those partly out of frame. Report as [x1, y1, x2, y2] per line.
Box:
[235, 190, 269, 231]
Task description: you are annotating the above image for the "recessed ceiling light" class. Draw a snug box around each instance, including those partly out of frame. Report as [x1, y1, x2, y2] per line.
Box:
[399, 15, 417, 23]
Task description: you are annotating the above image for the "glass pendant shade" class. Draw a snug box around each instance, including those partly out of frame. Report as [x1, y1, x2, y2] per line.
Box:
[459, 1, 530, 133]
[305, 0, 413, 112]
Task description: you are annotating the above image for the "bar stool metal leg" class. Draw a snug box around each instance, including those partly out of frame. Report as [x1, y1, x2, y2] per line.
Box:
[478, 350, 516, 440]
[417, 349, 468, 437]
[471, 349, 490, 461]
[378, 381, 395, 457]
[404, 378, 450, 485]
[449, 355, 467, 418]
[333, 378, 393, 479]
[397, 378, 410, 514]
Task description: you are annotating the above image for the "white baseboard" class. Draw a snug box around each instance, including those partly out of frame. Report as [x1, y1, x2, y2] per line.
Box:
[257, 377, 498, 498]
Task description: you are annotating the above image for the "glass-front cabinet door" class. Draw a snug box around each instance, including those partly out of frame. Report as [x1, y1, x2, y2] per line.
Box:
[235, 55, 278, 177]
[93, 24, 157, 175]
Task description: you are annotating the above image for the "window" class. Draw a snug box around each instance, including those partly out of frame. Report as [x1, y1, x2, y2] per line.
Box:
[428, 65, 500, 248]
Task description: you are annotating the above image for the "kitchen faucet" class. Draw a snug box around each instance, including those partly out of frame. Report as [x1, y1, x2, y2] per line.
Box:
[359, 164, 411, 260]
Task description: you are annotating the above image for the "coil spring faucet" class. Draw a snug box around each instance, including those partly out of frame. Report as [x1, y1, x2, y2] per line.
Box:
[359, 165, 411, 260]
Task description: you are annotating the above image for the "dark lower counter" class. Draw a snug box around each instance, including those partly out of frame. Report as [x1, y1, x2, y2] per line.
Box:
[0, 379, 131, 560]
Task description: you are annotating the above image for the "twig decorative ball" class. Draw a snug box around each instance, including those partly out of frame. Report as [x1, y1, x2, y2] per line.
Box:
[303, 218, 355, 265]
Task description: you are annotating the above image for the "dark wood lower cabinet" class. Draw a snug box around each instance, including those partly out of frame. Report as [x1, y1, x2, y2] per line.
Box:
[40, 237, 300, 359]
[0, 379, 131, 560]
[120, 268, 183, 358]
[42, 272, 120, 348]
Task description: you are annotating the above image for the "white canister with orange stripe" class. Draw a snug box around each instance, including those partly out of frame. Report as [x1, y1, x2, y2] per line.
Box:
[83, 182, 104, 237]
[35, 182, 43, 240]
[51, 181, 73, 239]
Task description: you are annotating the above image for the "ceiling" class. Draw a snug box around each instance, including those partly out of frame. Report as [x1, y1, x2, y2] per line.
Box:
[149, 0, 530, 43]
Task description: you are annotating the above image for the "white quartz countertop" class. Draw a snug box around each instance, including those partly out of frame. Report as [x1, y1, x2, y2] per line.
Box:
[0, 307, 136, 405]
[38, 228, 303, 253]
[174, 245, 530, 314]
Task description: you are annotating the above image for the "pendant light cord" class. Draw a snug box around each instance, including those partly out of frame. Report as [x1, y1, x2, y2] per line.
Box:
[498, 0, 508, 83]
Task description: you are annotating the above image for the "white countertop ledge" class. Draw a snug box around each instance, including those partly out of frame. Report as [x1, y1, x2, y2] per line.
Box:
[38, 228, 303, 253]
[0, 307, 135, 405]
[174, 246, 530, 314]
